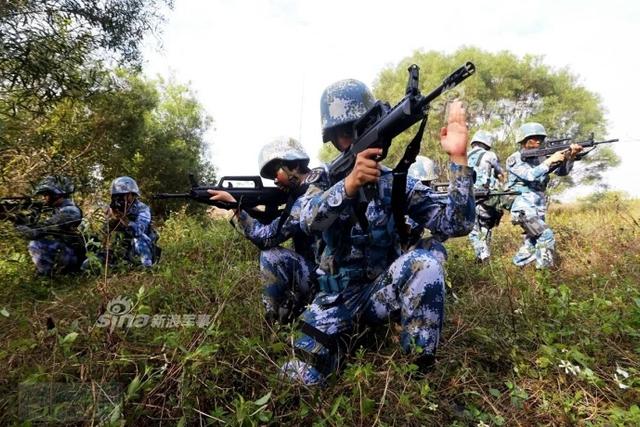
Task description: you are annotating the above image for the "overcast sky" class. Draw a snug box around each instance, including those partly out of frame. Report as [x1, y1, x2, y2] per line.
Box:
[142, 0, 640, 197]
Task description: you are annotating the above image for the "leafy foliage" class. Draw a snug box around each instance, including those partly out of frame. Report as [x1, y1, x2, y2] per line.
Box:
[0, 0, 173, 115]
[0, 72, 215, 214]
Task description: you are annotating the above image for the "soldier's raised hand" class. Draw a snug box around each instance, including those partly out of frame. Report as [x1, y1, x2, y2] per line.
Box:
[439, 100, 469, 165]
[344, 148, 382, 197]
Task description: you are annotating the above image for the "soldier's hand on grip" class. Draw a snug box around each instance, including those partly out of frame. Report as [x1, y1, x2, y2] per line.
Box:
[344, 148, 382, 197]
[545, 150, 566, 165]
[208, 190, 237, 205]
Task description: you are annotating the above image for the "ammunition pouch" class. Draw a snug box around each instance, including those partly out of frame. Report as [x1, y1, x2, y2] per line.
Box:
[513, 212, 548, 238]
[477, 201, 503, 229]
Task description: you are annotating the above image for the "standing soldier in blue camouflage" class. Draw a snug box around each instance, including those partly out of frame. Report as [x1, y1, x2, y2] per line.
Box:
[84, 176, 158, 269]
[15, 176, 84, 275]
[280, 78, 475, 385]
[208, 137, 320, 324]
[467, 130, 505, 262]
[506, 123, 582, 268]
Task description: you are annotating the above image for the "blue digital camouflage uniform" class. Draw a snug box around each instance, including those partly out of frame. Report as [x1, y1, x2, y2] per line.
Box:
[467, 145, 505, 261]
[506, 151, 573, 268]
[232, 196, 320, 323]
[97, 199, 157, 268]
[281, 163, 475, 384]
[16, 199, 83, 275]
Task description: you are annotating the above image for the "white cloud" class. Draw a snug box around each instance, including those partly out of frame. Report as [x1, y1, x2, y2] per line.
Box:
[143, 0, 640, 195]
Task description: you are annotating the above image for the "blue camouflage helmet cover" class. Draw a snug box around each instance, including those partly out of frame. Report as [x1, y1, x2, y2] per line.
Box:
[110, 176, 140, 195]
[258, 137, 310, 179]
[408, 155, 439, 181]
[35, 175, 75, 196]
[515, 122, 547, 144]
[320, 79, 375, 142]
[471, 130, 494, 148]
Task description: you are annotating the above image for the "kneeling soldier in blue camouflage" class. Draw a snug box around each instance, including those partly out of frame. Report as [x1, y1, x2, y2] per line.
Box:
[467, 130, 505, 262]
[85, 176, 158, 269]
[209, 137, 320, 324]
[506, 123, 582, 269]
[15, 176, 84, 275]
[281, 79, 475, 385]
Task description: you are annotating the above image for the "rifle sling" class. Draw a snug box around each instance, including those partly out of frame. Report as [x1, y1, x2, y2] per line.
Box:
[275, 184, 308, 235]
[391, 117, 427, 245]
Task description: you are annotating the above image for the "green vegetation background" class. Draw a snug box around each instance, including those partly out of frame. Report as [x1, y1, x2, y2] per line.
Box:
[0, 195, 638, 425]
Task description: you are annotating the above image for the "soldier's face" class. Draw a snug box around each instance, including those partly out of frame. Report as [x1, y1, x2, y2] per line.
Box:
[274, 167, 290, 189]
[333, 135, 353, 152]
[524, 137, 544, 149]
[330, 124, 354, 152]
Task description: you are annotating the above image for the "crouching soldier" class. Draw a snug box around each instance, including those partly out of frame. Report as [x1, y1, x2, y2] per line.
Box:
[209, 137, 320, 324]
[281, 78, 475, 385]
[84, 176, 159, 270]
[15, 176, 84, 276]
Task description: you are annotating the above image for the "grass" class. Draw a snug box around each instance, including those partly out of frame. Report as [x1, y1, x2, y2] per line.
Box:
[0, 197, 639, 426]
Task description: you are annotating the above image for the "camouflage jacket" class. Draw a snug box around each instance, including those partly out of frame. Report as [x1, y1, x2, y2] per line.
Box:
[299, 163, 475, 284]
[232, 195, 318, 263]
[468, 146, 503, 190]
[108, 199, 154, 240]
[506, 151, 573, 216]
[17, 198, 82, 243]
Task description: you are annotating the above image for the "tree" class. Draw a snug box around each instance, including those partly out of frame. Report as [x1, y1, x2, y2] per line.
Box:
[0, 72, 215, 214]
[0, 0, 172, 118]
[320, 47, 618, 189]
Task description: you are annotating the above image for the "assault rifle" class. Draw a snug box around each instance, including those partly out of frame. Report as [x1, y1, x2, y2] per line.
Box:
[0, 196, 44, 225]
[153, 175, 288, 224]
[327, 62, 476, 194]
[521, 133, 618, 161]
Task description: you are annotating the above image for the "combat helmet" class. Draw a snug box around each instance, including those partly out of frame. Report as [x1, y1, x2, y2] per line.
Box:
[110, 176, 140, 196]
[258, 137, 310, 180]
[408, 156, 439, 182]
[515, 122, 547, 144]
[34, 175, 75, 196]
[320, 79, 375, 142]
[471, 130, 494, 148]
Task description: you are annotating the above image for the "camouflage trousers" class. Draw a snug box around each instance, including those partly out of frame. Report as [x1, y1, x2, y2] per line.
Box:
[260, 247, 316, 324]
[469, 223, 492, 261]
[281, 249, 445, 385]
[469, 203, 502, 261]
[131, 234, 155, 267]
[27, 239, 79, 275]
[511, 213, 555, 269]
